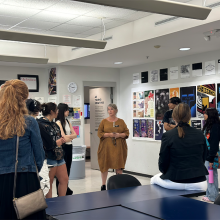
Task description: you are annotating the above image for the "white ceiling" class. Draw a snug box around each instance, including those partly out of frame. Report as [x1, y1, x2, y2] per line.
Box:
[0, 0, 191, 39]
[60, 20, 220, 68]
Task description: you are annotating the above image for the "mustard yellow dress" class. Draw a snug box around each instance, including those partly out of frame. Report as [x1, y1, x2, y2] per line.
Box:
[97, 118, 129, 173]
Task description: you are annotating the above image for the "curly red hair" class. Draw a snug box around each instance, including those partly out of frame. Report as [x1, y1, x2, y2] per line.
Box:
[0, 79, 29, 140]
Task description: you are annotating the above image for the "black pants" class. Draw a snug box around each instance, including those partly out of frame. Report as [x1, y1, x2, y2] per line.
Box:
[56, 144, 72, 195]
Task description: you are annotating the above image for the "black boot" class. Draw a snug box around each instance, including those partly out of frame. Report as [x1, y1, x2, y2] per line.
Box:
[101, 185, 106, 191]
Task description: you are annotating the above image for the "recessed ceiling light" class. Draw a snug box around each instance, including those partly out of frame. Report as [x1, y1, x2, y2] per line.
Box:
[114, 62, 122, 64]
[179, 48, 191, 51]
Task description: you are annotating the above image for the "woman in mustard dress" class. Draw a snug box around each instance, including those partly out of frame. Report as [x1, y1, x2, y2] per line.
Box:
[98, 104, 129, 191]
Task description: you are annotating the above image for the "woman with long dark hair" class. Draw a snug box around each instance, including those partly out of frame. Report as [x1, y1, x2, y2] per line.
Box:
[56, 103, 77, 195]
[0, 80, 46, 219]
[151, 103, 208, 190]
[202, 108, 220, 203]
[37, 103, 68, 198]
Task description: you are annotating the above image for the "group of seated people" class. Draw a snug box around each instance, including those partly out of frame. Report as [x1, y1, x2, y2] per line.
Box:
[0, 80, 219, 219]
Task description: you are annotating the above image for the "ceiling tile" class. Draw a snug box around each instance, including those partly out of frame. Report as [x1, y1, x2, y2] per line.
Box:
[85, 6, 135, 19]
[18, 19, 60, 30]
[32, 11, 79, 23]
[3, 0, 60, 10]
[45, 30, 78, 38]
[67, 16, 111, 27]
[0, 15, 24, 26]
[0, 4, 40, 18]
[46, 0, 100, 15]
[75, 33, 91, 38]
[80, 27, 101, 36]
[105, 20, 130, 30]
[121, 11, 151, 21]
[51, 24, 93, 34]
[10, 26, 46, 34]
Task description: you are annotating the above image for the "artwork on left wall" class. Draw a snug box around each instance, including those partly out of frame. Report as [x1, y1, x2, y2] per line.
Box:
[155, 89, 169, 120]
[217, 83, 220, 116]
[48, 68, 57, 95]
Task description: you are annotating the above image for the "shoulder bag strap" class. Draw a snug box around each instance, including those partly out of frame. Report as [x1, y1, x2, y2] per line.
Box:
[13, 136, 41, 200]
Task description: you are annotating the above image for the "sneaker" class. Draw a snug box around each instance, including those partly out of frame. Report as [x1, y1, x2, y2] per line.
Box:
[101, 185, 106, 191]
[202, 196, 213, 203]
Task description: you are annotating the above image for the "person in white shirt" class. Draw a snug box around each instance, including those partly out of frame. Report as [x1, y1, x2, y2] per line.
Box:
[56, 103, 77, 195]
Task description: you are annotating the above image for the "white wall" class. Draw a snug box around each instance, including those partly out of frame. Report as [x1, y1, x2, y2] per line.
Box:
[119, 49, 220, 176]
[56, 66, 120, 147]
[0, 65, 49, 100]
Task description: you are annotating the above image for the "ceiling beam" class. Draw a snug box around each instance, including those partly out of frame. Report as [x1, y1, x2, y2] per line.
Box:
[0, 55, 49, 64]
[75, 0, 211, 20]
[0, 30, 107, 49]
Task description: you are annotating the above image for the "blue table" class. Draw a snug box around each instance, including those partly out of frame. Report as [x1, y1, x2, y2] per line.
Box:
[56, 206, 159, 220]
[122, 196, 220, 220]
[46, 185, 204, 216]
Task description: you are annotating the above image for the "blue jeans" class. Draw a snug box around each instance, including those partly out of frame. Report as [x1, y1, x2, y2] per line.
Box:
[205, 161, 219, 202]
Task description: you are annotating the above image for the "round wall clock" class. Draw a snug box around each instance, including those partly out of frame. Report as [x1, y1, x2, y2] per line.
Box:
[68, 82, 77, 93]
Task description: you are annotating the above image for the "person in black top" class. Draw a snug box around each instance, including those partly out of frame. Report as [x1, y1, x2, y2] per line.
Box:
[163, 97, 181, 131]
[151, 103, 208, 190]
[202, 108, 220, 203]
[37, 103, 68, 198]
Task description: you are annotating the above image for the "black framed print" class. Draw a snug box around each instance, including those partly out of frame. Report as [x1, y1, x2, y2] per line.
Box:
[18, 75, 39, 92]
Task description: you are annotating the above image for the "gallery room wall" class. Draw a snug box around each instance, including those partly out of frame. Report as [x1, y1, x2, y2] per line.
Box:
[56, 65, 120, 147]
[119, 49, 220, 176]
[0, 65, 49, 100]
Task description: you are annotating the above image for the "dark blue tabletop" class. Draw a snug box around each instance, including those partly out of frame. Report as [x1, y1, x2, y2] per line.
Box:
[56, 206, 159, 220]
[122, 196, 220, 220]
[46, 185, 204, 216]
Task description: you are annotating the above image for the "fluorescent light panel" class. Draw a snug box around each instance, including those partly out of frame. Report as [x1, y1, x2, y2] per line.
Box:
[75, 0, 211, 20]
[0, 30, 107, 49]
[0, 55, 49, 64]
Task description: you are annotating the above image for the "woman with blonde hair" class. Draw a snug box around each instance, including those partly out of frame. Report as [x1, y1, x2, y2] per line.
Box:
[151, 103, 208, 190]
[98, 104, 129, 191]
[0, 80, 46, 219]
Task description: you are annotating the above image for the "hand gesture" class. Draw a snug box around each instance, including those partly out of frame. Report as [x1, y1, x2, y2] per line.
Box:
[114, 133, 121, 139]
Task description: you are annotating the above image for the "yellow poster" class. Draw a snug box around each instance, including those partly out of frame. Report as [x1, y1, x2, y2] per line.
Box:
[170, 88, 180, 98]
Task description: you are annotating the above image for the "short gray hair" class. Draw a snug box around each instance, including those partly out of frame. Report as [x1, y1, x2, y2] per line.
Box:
[107, 104, 118, 111]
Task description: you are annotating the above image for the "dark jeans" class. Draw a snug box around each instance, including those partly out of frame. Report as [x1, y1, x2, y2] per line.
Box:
[56, 144, 72, 195]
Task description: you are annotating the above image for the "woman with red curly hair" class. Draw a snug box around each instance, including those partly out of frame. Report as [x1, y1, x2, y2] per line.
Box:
[0, 80, 46, 219]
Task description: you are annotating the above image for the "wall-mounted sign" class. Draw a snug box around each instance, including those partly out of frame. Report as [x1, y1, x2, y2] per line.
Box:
[18, 75, 39, 92]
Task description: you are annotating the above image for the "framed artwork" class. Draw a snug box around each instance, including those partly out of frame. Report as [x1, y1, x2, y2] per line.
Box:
[17, 75, 39, 92]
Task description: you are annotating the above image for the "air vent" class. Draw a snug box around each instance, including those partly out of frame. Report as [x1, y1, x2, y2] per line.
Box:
[207, 1, 220, 8]
[155, 16, 180, 26]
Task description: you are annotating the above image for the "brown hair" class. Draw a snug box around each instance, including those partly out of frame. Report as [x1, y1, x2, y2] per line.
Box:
[172, 103, 191, 138]
[0, 79, 29, 140]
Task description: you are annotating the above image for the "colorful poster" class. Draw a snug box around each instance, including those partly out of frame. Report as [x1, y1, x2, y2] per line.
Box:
[136, 91, 144, 99]
[191, 120, 202, 130]
[136, 100, 144, 109]
[73, 126, 80, 138]
[192, 63, 202, 77]
[133, 92, 137, 100]
[140, 119, 147, 137]
[133, 101, 137, 108]
[197, 84, 216, 118]
[133, 119, 140, 137]
[150, 70, 158, 82]
[217, 84, 220, 116]
[180, 64, 190, 78]
[180, 86, 196, 117]
[205, 60, 215, 76]
[155, 89, 169, 120]
[147, 119, 154, 138]
[133, 110, 137, 117]
[48, 68, 57, 95]
[144, 90, 154, 118]
[160, 68, 168, 81]
[170, 88, 180, 98]
[137, 109, 144, 118]
[155, 120, 164, 140]
[170, 66, 178, 80]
